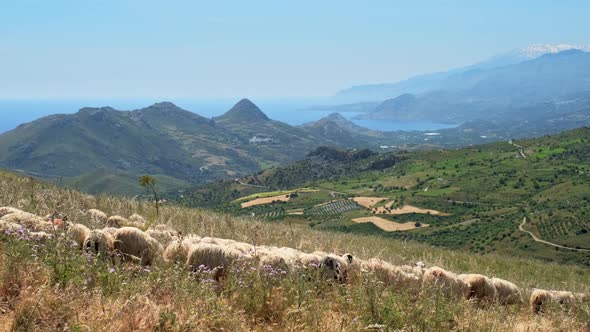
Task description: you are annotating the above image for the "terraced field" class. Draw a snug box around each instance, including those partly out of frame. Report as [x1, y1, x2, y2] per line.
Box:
[306, 199, 362, 216]
[352, 216, 428, 232]
[185, 127, 590, 266]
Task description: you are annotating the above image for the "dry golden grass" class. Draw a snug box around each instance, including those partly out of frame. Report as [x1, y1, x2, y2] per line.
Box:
[241, 194, 291, 208]
[352, 196, 388, 208]
[1, 170, 589, 331]
[385, 204, 450, 216]
[352, 216, 429, 231]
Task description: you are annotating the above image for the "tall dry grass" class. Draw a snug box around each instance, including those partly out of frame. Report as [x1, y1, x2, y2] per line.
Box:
[1, 170, 589, 331]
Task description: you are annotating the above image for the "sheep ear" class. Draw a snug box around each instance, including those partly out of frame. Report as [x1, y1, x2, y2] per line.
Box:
[344, 254, 353, 264]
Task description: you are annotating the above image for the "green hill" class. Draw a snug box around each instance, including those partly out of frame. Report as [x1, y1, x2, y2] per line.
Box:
[0, 99, 406, 196]
[181, 127, 590, 266]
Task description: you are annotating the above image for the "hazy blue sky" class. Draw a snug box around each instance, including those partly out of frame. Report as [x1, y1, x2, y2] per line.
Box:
[1, 0, 589, 99]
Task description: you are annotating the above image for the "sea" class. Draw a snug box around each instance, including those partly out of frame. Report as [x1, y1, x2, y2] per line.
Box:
[0, 99, 457, 134]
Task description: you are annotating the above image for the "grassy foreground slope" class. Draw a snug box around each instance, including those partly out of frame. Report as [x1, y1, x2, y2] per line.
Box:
[183, 127, 590, 266]
[1, 170, 589, 331]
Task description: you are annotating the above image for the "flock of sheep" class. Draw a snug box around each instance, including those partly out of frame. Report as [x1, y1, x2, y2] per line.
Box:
[0, 206, 587, 315]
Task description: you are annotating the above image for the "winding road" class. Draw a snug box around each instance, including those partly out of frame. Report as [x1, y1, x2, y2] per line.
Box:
[518, 217, 590, 252]
[508, 140, 527, 159]
[234, 179, 267, 188]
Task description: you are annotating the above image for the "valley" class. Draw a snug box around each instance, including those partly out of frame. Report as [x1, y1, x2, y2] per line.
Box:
[180, 127, 590, 266]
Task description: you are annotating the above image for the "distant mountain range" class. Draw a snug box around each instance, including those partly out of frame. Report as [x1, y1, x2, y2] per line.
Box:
[0, 99, 397, 195]
[351, 49, 590, 123]
[3, 45, 590, 196]
[335, 44, 590, 104]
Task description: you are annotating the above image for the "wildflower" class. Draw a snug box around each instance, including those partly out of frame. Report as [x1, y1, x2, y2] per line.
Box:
[109, 267, 116, 274]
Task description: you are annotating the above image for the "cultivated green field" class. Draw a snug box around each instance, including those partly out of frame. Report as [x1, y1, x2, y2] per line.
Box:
[182, 127, 590, 266]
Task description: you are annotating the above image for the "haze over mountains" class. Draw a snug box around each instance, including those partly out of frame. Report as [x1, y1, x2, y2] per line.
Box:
[0, 99, 397, 194]
[2, 45, 590, 196]
[335, 45, 590, 106]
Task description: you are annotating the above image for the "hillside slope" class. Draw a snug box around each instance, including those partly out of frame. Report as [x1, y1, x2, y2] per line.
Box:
[181, 127, 590, 266]
[0, 170, 589, 331]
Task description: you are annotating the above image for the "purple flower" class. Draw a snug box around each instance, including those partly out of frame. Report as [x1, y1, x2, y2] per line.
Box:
[109, 268, 116, 274]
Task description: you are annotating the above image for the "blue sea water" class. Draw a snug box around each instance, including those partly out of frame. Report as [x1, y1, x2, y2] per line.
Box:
[0, 99, 457, 133]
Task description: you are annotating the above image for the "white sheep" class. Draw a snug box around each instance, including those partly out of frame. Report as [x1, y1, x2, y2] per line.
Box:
[399, 262, 425, 279]
[161, 235, 202, 263]
[87, 209, 108, 224]
[28, 231, 53, 242]
[225, 241, 255, 255]
[163, 239, 188, 263]
[113, 227, 161, 265]
[0, 206, 23, 218]
[145, 229, 177, 247]
[342, 253, 364, 283]
[362, 258, 421, 288]
[102, 227, 119, 237]
[296, 252, 323, 268]
[255, 246, 292, 273]
[458, 274, 498, 303]
[0, 220, 23, 234]
[128, 213, 147, 227]
[66, 223, 92, 249]
[530, 289, 576, 314]
[423, 266, 470, 299]
[491, 277, 522, 305]
[106, 215, 128, 228]
[319, 254, 350, 283]
[1, 211, 52, 232]
[185, 242, 248, 281]
[83, 229, 115, 257]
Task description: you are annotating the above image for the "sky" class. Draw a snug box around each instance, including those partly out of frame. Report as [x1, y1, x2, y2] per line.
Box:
[1, 0, 589, 99]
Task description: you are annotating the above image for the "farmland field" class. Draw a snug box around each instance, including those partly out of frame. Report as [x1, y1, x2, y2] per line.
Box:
[240, 194, 291, 208]
[352, 216, 428, 231]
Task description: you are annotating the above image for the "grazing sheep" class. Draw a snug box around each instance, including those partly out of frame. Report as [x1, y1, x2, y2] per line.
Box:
[128, 213, 147, 227]
[530, 289, 576, 314]
[106, 215, 128, 228]
[491, 277, 522, 305]
[163, 239, 189, 263]
[28, 231, 53, 242]
[255, 247, 292, 273]
[319, 254, 350, 283]
[342, 253, 363, 282]
[83, 229, 115, 257]
[102, 227, 118, 237]
[66, 223, 92, 249]
[275, 247, 302, 266]
[199, 236, 237, 247]
[458, 274, 498, 303]
[162, 235, 202, 264]
[0, 220, 23, 234]
[226, 241, 255, 255]
[362, 258, 421, 287]
[145, 229, 176, 247]
[87, 209, 108, 224]
[1, 211, 52, 232]
[0, 207, 22, 218]
[423, 266, 470, 299]
[186, 243, 247, 280]
[399, 262, 426, 278]
[114, 227, 160, 265]
[296, 252, 323, 268]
